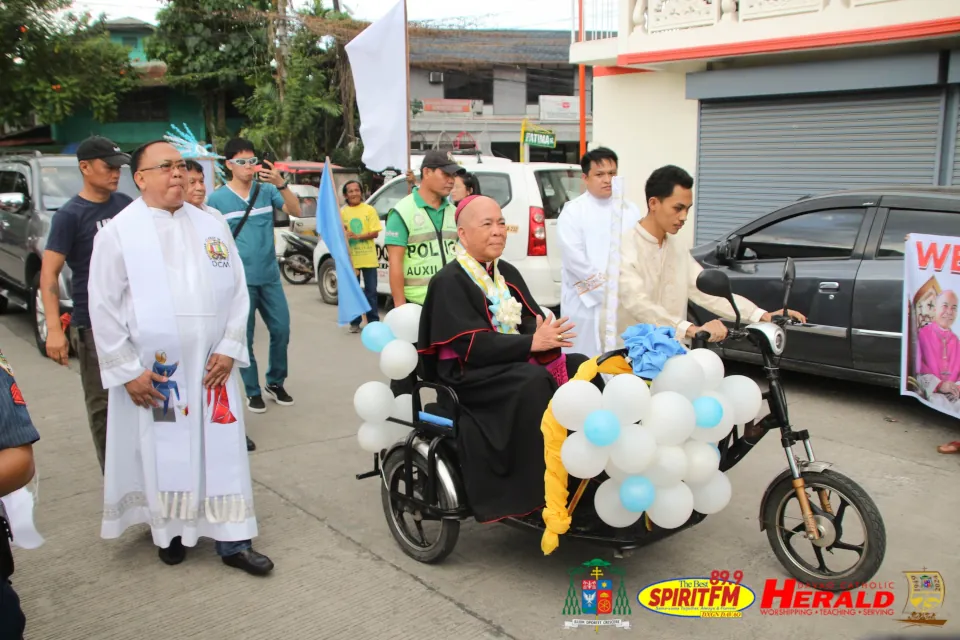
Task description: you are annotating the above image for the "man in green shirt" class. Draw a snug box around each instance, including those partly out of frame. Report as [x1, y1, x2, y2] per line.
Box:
[384, 150, 464, 308]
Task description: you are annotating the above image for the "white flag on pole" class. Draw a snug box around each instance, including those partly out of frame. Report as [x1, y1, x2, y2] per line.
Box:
[344, 0, 409, 173]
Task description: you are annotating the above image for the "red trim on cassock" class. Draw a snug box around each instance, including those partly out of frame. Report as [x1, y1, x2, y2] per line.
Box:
[417, 328, 491, 355]
[466, 332, 477, 363]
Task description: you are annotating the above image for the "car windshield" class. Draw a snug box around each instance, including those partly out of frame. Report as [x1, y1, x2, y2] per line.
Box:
[535, 169, 583, 219]
[39, 164, 138, 210]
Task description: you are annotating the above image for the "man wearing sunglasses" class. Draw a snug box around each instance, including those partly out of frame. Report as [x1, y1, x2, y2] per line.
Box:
[207, 140, 300, 414]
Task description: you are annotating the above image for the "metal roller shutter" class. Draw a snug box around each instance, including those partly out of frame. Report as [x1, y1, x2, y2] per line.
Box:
[694, 90, 943, 244]
[953, 96, 960, 186]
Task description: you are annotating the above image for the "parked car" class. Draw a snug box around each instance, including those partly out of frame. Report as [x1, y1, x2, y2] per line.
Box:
[690, 186, 960, 388]
[312, 162, 584, 310]
[0, 152, 138, 354]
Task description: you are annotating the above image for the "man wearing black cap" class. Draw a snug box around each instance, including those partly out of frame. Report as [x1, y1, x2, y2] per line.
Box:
[383, 150, 464, 310]
[39, 135, 133, 474]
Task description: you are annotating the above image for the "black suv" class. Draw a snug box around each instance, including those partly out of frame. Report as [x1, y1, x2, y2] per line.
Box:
[690, 186, 960, 388]
[0, 152, 138, 354]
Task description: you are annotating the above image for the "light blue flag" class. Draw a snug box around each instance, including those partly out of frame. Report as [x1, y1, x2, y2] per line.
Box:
[316, 158, 371, 325]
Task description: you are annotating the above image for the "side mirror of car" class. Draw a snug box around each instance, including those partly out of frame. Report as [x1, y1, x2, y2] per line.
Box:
[714, 236, 741, 265]
[696, 268, 741, 329]
[0, 192, 26, 214]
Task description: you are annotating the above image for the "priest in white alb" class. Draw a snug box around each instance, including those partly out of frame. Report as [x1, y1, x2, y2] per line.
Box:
[88, 140, 274, 576]
[557, 147, 642, 358]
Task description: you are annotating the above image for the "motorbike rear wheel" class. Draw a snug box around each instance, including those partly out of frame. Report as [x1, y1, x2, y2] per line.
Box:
[280, 254, 313, 285]
[763, 469, 885, 591]
[380, 448, 460, 564]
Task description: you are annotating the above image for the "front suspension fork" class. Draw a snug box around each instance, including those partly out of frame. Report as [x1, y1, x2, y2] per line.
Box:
[784, 433, 834, 540]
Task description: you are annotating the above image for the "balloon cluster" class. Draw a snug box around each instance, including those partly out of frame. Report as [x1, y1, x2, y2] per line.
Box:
[554, 349, 763, 530]
[353, 304, 423, 453]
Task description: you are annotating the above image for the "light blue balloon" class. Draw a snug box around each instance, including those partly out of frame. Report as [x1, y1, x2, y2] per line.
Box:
[619, 476, 657, 513]
[361, 321, 396, 353]
[693, 396, 723, 429]
[583, 409, 621, 447]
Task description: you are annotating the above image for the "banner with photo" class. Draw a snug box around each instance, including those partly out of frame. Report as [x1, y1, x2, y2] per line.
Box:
[901, 233, 960, 418]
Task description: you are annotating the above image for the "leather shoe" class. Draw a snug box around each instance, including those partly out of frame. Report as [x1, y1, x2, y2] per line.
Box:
[246, 436, 256, 452]
[222, 548, 274, 576]
[158, 536, 186, 565]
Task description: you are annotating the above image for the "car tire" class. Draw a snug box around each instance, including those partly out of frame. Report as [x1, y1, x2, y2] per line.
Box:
[317, 258, 338, 305]
[30, 272, 47, 357]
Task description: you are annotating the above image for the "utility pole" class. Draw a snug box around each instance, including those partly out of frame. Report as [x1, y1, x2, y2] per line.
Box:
[273, 0, 291, 159]
[332, 0, 341, 11]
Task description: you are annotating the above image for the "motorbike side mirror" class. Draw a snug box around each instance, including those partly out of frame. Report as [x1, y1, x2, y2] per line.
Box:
[781, 257, 796, 318]
[696, 269, 741, 329]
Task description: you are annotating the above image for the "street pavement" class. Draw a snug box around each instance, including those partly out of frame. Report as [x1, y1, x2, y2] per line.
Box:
[2, 281, 959, 640]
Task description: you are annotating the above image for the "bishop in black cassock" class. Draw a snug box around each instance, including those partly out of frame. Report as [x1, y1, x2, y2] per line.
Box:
[417, 196, 599, 523]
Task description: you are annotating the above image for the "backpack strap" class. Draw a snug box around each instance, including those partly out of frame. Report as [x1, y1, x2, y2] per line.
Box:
[231, 181, 262, 239]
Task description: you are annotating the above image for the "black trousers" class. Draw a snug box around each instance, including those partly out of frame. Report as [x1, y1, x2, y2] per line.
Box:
[0, 579, 25, 640]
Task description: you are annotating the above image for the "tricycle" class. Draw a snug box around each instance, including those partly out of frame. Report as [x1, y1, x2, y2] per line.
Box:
[357, 259, 886, 591]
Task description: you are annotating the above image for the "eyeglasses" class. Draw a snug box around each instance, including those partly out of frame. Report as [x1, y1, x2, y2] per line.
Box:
[139, 161, 187, 174]
[229, 157, 259, 166]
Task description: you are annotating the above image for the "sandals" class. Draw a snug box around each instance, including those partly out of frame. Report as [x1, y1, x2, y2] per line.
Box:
[936, 441, 960, 454]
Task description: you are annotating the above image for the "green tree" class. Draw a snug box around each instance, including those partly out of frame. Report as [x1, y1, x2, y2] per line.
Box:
[236, 0, 343, 159]
[1, 0, 135, 129]
[146, 0, 274, 144]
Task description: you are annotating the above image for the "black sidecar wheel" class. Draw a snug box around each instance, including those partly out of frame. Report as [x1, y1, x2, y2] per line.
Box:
[763, 469, 885, 591]
[381, 448, 460, 564]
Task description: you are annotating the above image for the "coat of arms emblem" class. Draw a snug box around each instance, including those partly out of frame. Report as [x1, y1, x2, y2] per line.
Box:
[205, 236, 230, 264]
[562, 559, 632, 630]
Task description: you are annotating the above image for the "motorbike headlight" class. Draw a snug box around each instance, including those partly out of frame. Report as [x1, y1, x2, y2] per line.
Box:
[772, 326, 786, 355]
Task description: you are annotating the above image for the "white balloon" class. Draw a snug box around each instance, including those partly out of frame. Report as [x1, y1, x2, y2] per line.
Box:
[594, 478, 641, 528]
[379, 339, 419, 380]
[642, 445, 688, 487]
[690, 470, 732, 514]
[354, 381, 396, 424]
[688, 390, 736, 443]
[608, 424, 657, 474]
[682, 440, 721, 485]
[551, 380, 603, 431]
[604, 459, 631, 483]
[645, 391, 696, 446]
[650, 353, 705, 401]
[647, 481, 694, 529]
[718, 375, 763, 426]
[384, 304, 422, 344]
[601, 374, 651, 425]
[391, 393, 414, 422]
[357, 422, 396, 453]
[688, 348, 725, 391]
[560, 430, 609, 479]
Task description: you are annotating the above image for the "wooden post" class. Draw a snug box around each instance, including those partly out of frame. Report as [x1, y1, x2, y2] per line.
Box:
[403, 0, 413, 195]
[578, 0, 587, 157]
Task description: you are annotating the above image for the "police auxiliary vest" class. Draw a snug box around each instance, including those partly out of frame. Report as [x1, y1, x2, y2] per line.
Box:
[394, 194, 457, 304]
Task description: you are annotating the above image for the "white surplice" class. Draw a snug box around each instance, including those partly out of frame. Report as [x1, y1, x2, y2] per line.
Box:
[557, 191, 642, 358]
[617, 223, 766, 344]
[88, 199, 256, 548]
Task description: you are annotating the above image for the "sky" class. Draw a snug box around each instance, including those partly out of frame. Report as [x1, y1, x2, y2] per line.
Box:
[70, 0, 576, 31]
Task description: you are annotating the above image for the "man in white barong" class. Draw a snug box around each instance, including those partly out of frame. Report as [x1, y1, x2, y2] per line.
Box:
[557, 147, 642, 358]
[88, 140, 274, 576]
[618, 164, 806, 344]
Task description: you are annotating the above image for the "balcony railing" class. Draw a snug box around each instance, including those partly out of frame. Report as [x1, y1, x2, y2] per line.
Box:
[574, 0, 620, 41]
[630, 0, 910, 36]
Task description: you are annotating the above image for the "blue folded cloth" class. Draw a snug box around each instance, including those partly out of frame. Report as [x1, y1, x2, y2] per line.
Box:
[621, 324, 688, 379]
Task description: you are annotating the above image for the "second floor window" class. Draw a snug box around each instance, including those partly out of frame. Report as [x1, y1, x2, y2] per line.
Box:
[526, 68, 575, 104]
[444, 70, 493, 104]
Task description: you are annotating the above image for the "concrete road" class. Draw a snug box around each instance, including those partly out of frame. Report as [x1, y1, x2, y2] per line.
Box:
[2, 281, 958, 639]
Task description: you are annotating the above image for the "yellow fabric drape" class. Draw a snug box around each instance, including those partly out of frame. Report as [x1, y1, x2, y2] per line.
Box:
[540, 355, 634, 555]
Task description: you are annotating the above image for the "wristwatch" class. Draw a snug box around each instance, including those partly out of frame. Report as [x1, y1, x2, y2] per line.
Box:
[277, 182, 289, 191]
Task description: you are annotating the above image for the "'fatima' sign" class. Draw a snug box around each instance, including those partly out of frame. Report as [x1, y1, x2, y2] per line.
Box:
[524, 130, 556, 149]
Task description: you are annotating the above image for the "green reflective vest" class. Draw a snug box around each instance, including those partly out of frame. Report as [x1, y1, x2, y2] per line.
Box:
[395, 194, 457, 305]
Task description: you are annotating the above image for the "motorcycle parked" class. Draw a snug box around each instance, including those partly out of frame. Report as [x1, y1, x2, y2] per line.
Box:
[278, 230, 317, 285]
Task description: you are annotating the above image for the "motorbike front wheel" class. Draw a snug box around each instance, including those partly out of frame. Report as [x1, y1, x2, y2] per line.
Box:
[280, 254, 313, 285]
[763, 469, 885, 591]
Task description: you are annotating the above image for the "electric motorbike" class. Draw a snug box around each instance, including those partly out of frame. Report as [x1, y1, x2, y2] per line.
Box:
[358, 258, 886, 591]
[278, 230, 317, 285]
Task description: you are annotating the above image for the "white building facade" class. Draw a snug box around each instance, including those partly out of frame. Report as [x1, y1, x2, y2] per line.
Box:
[572, 0, 960, 246]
